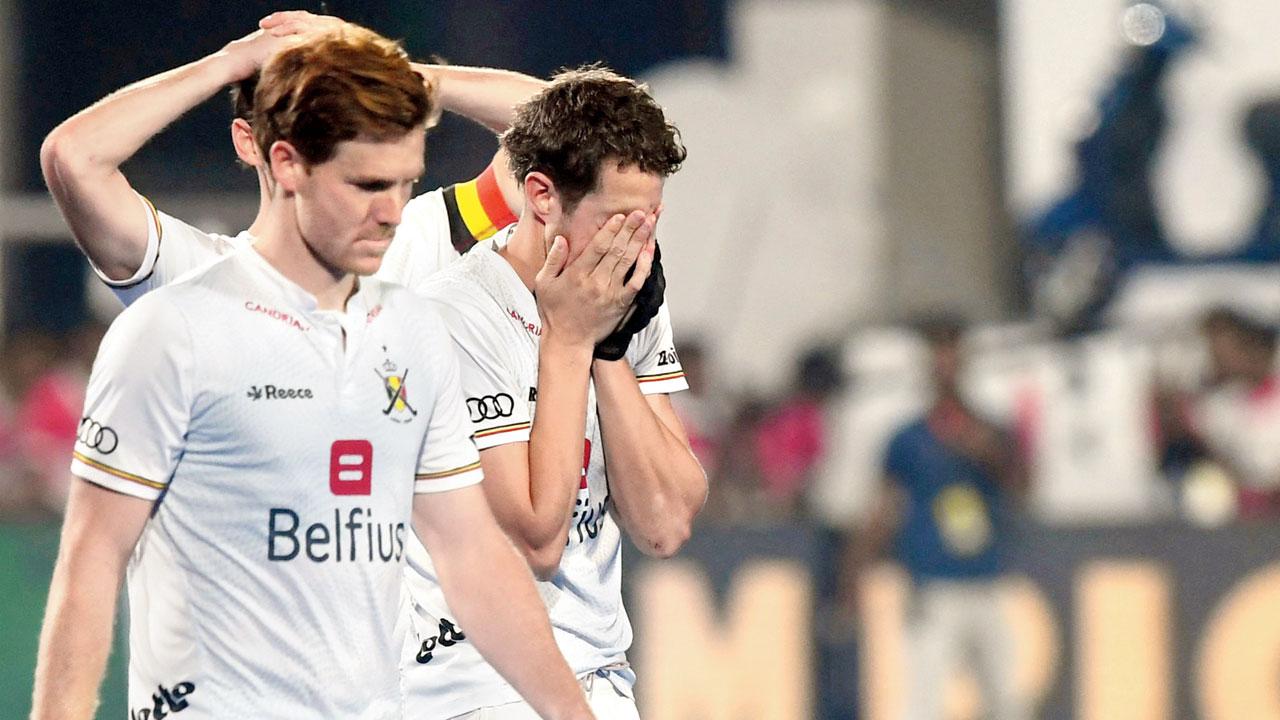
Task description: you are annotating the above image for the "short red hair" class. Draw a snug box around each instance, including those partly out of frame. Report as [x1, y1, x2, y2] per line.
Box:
[253, 24, 434, 165]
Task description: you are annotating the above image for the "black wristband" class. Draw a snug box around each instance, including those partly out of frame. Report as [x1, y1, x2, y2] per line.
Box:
[594, 244, 665, 361]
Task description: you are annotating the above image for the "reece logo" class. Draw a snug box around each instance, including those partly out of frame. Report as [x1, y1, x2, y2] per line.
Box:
[247, 385, 314, 401]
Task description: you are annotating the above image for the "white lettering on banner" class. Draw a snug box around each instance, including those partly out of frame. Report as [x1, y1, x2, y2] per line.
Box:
[632, 556, 1280, 718]
[1197, 563, 1280, 720]
[631, 561, 1057, 720]
[1078, 563, 1171, 720]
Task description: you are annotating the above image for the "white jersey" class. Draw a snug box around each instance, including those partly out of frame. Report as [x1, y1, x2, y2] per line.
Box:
[92, 196, 254, 306]
[70, 246, 482, 718]
[400, 235, 687, 719]
[1001, 333, 1162, 521]
[375, 186, 465, 289]
[99, 189, 687, 717]
[99, 190, 461, 307]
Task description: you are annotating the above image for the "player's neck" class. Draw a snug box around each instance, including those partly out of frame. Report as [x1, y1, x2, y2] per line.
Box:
[498, 216, 546, 292]
[254, 204, 357, 311]
[246, 174, 271, 238]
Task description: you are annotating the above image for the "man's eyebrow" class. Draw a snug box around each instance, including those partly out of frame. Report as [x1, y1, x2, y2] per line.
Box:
[347, 172, 422, 184]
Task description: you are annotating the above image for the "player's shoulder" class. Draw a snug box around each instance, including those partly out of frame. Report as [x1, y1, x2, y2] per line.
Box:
[418, 248, 502, 309]
[163, 247, 250, 292]
[362, 276, 455, 340]
[151, 202, 248, 248]
[377, 187, 459, 287]
[102, 280, 197, 353]
[134, 245, 230, 297]
[130, 247, 273, 327]
[413, 266, 513, 351]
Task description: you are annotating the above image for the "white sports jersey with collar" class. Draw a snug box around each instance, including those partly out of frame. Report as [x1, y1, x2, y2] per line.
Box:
[70, 245, 482, 718]
[96, 190, 459, 307]
[97, 189, 689, 717]
[398, 234, 688, 719]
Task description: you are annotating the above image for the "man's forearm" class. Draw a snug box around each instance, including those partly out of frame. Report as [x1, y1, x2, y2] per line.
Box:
[33, 480, 150, 720]
[592, 359, 706, 558]
[416, 64, 547, 134]
[43, 51, 245, 178]
[31, 548, 125, 719]
[40, 44, 254, 279]
[520, 337, 594, 569]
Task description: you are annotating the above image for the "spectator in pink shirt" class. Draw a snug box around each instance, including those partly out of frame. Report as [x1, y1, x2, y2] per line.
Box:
[1188, 308, 1280, 519]
[16, 322, 105, 511]
[0, 329, 60, 518]
[753, 345, 846, 512]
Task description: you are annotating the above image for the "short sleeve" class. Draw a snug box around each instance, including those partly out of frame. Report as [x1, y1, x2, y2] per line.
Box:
[376, 189, 462, 291]
[427, 294, 532, 451]
[69, 293, 194, 500]
[94, 195, 243, 307]
[626, 302, 689, 395]
[412, 316, 485, 494]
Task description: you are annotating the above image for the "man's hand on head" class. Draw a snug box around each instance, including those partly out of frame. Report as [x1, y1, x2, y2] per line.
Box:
[219, 11, 348, 82]
[259, 10, 348, 39]
[220, 30, 301, 80]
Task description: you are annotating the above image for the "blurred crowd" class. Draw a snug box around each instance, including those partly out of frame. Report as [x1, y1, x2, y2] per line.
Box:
[672, 298, 1278, 719]
[0, 322, 104, 520]
[683, 301, 1280, 532]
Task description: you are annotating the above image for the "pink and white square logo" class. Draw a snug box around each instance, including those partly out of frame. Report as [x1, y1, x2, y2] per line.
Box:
[329, 440, 373, 495]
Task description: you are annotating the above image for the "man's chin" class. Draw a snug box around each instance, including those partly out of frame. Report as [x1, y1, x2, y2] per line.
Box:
[352, 260, 385, 277]
[346, 250, 388, 277]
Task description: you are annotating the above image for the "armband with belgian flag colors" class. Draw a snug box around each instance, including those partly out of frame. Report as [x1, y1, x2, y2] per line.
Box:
[440, 164, 519, 254]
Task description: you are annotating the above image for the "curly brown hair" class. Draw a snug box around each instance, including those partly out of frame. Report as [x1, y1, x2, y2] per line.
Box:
[501, 65, 686, 210]
[253, 25, 435, 166]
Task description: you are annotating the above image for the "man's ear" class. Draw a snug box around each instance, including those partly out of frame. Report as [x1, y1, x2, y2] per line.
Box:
[230, 119, 261, 168]
[522, 171, 560, 224]
[268, 141, 307, 195]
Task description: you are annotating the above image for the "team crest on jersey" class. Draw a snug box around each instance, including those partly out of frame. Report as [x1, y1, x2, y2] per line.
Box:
[376, 353, 417, 423]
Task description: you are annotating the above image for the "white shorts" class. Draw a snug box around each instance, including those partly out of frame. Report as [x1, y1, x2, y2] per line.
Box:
[448, 669, 639, 720]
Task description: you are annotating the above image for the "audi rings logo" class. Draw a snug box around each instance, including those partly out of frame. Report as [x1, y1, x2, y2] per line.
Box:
[78, 416, 119, 454]
[466, 393, 515, 422]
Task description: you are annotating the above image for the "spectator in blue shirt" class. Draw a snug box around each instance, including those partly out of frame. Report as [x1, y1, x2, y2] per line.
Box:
[845, 317, 1029, 720]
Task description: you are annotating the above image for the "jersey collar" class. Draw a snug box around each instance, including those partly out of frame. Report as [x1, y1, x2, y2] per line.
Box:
[238, 245, 379, 317]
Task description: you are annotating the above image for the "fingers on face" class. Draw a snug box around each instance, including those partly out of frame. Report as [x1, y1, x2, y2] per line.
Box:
[613, 214, 655, 285]
[548, 235, 568, 264]
[536, 235, 569, 282]
[593, 210, 647, 278]
[581, 213, 627, 267]
[626, 246, 655, 295]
